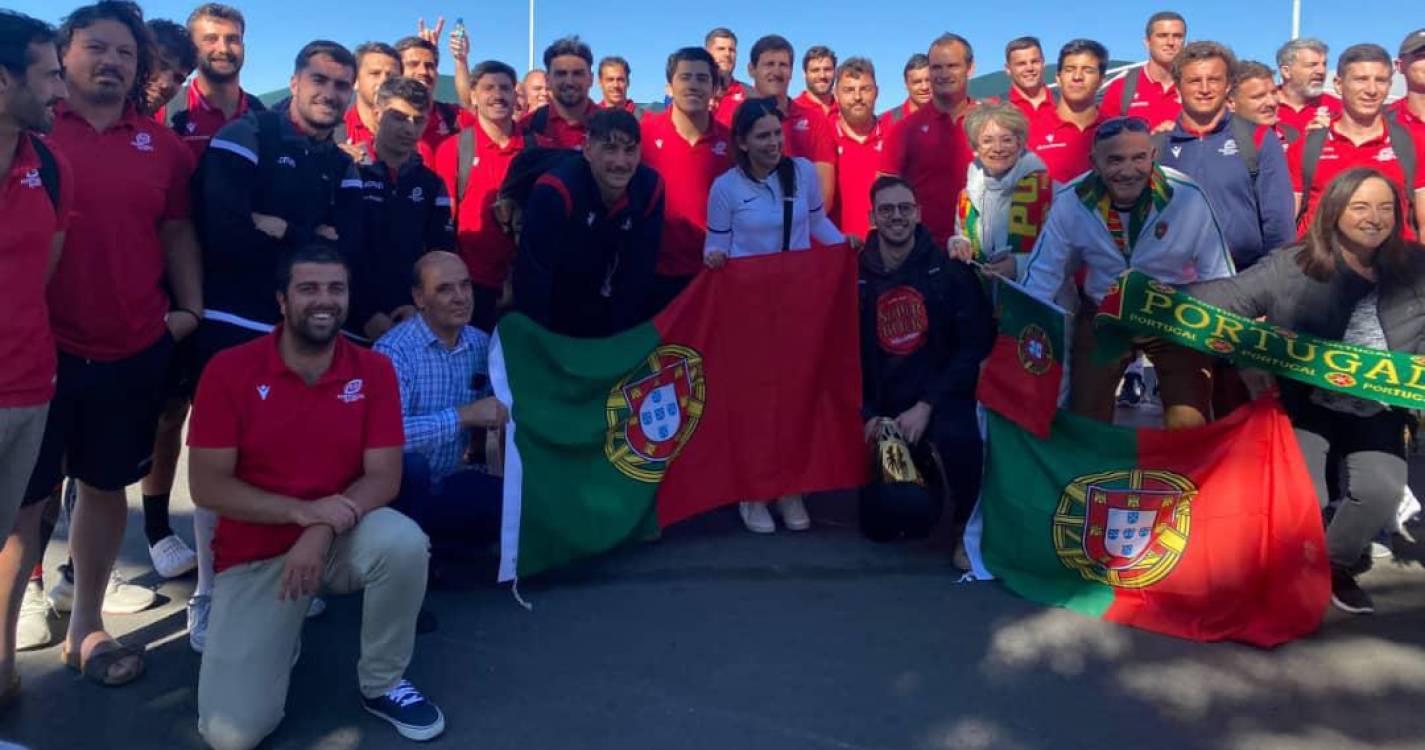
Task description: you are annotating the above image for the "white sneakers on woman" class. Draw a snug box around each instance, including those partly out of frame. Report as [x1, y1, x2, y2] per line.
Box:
[739, 495, 811, 533]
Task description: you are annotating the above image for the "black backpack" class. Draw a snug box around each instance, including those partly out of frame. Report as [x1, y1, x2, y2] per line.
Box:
[29, 135, 61, 212]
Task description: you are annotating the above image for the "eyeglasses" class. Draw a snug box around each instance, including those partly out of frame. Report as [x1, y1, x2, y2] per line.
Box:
[1093, 116, 1151, 143]
[875, 202, 918, 218]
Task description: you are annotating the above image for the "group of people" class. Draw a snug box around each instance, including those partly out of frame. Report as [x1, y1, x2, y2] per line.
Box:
[2, 0, 1425, 746]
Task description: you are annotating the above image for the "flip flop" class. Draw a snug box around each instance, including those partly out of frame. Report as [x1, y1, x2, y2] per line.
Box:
[61, 636, 145, 687]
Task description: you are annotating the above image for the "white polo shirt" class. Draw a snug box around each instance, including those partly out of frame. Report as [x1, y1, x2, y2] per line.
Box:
[704, 157, 845, 258]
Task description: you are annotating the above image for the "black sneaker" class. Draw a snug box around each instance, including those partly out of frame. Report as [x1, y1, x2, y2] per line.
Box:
[1330, 568, 1375, 615]
[362, 679, 445, 741]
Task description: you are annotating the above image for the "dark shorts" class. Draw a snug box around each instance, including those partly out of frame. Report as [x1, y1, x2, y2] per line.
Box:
[164, 333, 201, 401]
[24, 332, 175, 500]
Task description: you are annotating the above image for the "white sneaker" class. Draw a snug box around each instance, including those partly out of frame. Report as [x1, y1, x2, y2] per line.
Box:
[774, 495, 811, 531]
[50, 567, 157, 615]
[148, 534, 197, 578]
[45, 568, 73, 613]
[187, 594, 211, 653]
[17, 580, 56, 651]
[738, 501, 776, 534]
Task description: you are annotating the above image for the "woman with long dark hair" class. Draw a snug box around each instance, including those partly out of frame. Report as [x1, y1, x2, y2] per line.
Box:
[1192, 167, 1425, 615]
[703, 97, 845, 534]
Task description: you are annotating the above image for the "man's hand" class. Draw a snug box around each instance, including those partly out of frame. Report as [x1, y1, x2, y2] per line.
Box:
[417, 17, 445, 45]
[278, 525, 333, 601]
[1307, 111, 1330, 131]
[391, 305, 418, 323]
[290, 495, 361, 535]
[895, 401, 933, 445]
[252, 213, 288, 240]
[166, 310, 200, 342]
[947, 236, 974, 262]
[458, 396, 509, 429]
[704, 251, 728, 269]
[338, 141, 367, 163]
[364, 313, 395, 341]
[985, 255, 1016, 278]
[314, 225, 339, 242]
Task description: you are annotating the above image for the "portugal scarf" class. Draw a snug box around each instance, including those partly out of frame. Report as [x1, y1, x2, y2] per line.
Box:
[1075, 166, 1173, 258]
[957, 156, 1053, 260]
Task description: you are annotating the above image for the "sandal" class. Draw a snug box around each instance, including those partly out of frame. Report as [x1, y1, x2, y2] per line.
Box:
[61, 635, 145, 686]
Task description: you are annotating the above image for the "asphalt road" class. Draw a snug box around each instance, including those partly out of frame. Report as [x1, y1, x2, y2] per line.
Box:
[2, 434, 1424, 749]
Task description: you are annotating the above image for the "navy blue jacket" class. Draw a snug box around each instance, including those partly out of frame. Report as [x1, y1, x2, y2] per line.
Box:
[199, 101, 363, 329]
[1155, 114, 1295, 270]
[354, 155, 455, 327]
[513, 158, 665, 337]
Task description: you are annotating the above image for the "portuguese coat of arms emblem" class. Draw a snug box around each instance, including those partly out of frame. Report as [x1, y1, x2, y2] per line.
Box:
[603, 345, 706, 482]
[1052, 469, 1196, 588]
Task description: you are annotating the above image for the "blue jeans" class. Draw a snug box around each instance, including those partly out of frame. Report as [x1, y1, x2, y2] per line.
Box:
[393, 452, 502, 559]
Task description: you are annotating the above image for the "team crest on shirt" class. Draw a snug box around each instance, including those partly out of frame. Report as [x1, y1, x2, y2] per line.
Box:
[338, 378, 365, 404]
[604, 345, 706, 483]
[257, 384, 270, 401]
[186, 121, 197, 133]
[1219, 139, 1239, 157]
[712, 141, 728, 156]
[654, 138, 664, 149]
[409, 186, 425, 203]
[131, 132, 154, 152]
[1154, 222, 1168, 239]
[1376, 147, 1398, 163]
[278, 155, 297, 168]
[1045, 133, 1055, 143]
[1170, 145, 1182, 158]
[795, 118, 810, 131]
[920, 124, 930, 133]
[470, 156, 480, 167]
[20, 169, 41, 189]
[1053, 469, 1196, 588]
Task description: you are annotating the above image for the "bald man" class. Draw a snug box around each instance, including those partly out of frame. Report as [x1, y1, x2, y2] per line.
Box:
[374, 252, 507, 560]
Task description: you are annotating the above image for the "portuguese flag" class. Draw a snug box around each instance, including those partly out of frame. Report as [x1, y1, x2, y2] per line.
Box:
[490, 247, 866, 581]
[975, 275, 1066, 437]
[974, 395, 1328, 647]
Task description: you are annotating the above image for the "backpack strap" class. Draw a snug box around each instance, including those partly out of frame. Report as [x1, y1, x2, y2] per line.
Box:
[1297, 127, 1329, 221]
[1120, 68, 1140, 114]
[30, 135, 60, 213]
[165, 84, 190, 131]
[1150, 131, 1170, 159]
[1278, 122, 1302, 146]
[1388, 120, 1418, 232]
[457, 127, 475, 206]
[1228, 115, 1260, 181]
[781, 195, 794, 252]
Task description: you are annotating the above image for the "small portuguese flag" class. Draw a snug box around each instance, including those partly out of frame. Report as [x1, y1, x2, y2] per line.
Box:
[974, 394, 1329, 646]
[490, 247, 867, 581]
[975, 275, 1066, 437]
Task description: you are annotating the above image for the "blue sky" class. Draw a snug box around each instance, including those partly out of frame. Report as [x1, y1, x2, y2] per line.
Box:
[12, 0, 1420, 102]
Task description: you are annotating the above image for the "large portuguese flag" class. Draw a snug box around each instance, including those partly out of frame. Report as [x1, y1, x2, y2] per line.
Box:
[489, 247, 867, 581]
[974, 395, 1329, 647]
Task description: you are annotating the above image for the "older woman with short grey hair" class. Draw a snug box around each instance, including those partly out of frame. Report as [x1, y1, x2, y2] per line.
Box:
[949, 102, 1052, 280]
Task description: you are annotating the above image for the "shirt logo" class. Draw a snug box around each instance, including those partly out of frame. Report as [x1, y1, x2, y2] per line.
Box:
[621, 217, 632, 231]
[20, 169, 42, 189]
[409, 186, 425, 203]
[587, 211, 598, 226]
[186, 122, 197, 134]
[338, 378, 365, 404]
[131, 132, 154, 152]
[363, 180, 384, 189]
[278, 155, 297, 168]
[1376, 147, 1398, 163]
[712, 141, 728, 156]
[257, 384, 270, 401]
[1045, 133, 1055, 143]
[795, 118, 810, 131]
[920, 124, 930, 133]
[1218, 139, 1239, 157]
[1170, 146, 1182, 158]
[654, 138, 664, 149]
[1316, 105, 1330, 117]
[734, 91, 744, 102]
[874, 141, 883, 152]
[470, 156, 480, 167]
[438, 121, 450, 135]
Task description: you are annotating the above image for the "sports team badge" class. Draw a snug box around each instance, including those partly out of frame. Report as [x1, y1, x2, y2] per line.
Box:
[603, 345, 706, 482]
[1052, 469, 1196, 588]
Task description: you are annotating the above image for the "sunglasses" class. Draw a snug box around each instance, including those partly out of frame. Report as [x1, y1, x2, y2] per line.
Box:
[1093, 116, 1151, 143]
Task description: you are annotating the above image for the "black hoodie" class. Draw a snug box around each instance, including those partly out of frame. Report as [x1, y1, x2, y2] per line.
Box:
[858, 225, 994, 418]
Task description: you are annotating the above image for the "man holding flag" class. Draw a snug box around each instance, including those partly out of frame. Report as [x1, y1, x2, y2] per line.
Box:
[1020, 116, 1234, 429]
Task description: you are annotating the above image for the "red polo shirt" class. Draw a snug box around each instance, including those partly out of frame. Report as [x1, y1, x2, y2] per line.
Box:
[833, 118, 885, 241]
[879, 100, 975, 245]
[877, 100, 919, 130]
[1007, 86, 1056, 121]
[1276, 93, 1341, 135]
[188, 329, 404, 572]
[422, 101, 462, 154]
[47, 102, 194, 361]
[600, 99, 638, 114]
[433, 121, 524, 289]
[1287, 118, 1425, 240]
[639, 111, 734, 277]
[174, 82, 255, 157]
[1099, 69, 1181, 130]
[1027, 107, 1105, 184]
[1, 134, 73, 407]
[713, 79, 748, 128]
[520, 100, 599, 149]
[794, 90, 839, 126]
[783, 97, 838, 165]
[1392, 99, 1425, 142]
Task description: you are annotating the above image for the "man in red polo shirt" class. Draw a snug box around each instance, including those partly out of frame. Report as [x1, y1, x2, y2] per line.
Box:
[1028, 38, 1108, 184]
[1394, 30, 1425, 142]
[1100, 11, 1185, 130]
[1004, 36, 1054, 121]
[794, 45, 838, 125]
[521, 36, 599, 149]
[707, 27, 745, 128]
[598, 55, 637, 114]
[27, 1, 202, 686]
[879, 32, 977, 246]
[747, 34, 836, 209]
[832, 57, 883, 241]
[1288, 43, 1425, 239]
[434, 59, 523, 331]
[168, 3, 264, 158]
[1275, 38, 1339, 135]
[394, 36, 461, 154]
[0, 8, 72, 692]
[339, 42, 401, 163]
[641, 47, 732, 307]
[878, 54, 931, 128]
[190, 246, 443, 747]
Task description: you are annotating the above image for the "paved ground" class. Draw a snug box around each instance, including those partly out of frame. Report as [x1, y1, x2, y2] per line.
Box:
[3, 417, 1425, 750]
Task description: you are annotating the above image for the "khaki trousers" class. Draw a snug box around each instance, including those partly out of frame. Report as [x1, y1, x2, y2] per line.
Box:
[197, 508, 429, 750]
[1070, 305, 1213, 429]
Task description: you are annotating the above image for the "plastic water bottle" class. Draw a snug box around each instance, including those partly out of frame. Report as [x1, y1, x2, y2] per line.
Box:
[452, 17, 467, 42]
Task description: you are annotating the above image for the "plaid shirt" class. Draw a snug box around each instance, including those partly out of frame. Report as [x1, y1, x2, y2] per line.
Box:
[374, 314, 490, 482]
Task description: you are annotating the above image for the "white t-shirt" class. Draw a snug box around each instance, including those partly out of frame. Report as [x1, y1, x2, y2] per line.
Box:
[704, 157, 845, 258]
